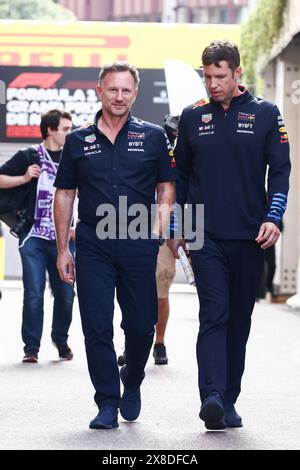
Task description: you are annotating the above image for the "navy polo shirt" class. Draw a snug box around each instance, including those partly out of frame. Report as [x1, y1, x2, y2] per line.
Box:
[54, 110, 175, 227]
[175, 87, 291, 239]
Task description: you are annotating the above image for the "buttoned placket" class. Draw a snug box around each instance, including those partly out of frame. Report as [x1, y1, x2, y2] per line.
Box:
[92, 114, 130, 206]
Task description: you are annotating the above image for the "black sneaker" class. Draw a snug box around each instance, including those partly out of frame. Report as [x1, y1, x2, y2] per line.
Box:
[52, 341, 73, 361]
[22, 349, 38, 363]
[153, 343, 168, 365]
[117, 349, 126, 366]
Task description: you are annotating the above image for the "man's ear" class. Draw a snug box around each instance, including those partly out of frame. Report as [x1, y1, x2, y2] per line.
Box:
[96, 84, 102, 101]
[132, 88, 138, 104]
[234, 66, 242, 81]
[47, 126, 55, 136]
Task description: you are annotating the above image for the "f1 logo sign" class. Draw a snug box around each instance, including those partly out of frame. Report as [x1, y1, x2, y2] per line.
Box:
[9, 73, 62, 88]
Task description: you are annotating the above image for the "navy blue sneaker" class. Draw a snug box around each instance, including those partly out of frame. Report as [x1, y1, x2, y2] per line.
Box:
[205, 417, 227, 430]
[199, 392, 225, 428]
[224, 403, 243, 428]
[52, 341, 73, 361]
[22, 349, 38, 363]
[119, 366, 141, 422]
[89, 405, 119, 429]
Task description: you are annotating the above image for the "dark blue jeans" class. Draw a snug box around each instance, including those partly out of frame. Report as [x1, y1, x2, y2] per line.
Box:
[19, 235, 75, 353]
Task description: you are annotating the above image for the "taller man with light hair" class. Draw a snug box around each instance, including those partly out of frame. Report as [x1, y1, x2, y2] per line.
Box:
[168, 41, 291, 430]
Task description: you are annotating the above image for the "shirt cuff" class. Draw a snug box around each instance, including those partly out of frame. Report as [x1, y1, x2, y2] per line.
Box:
[263, 216, 281, 228]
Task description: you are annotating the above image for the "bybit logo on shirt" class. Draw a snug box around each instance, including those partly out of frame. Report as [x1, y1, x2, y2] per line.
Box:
[237, 122, 254, 134]
[237, 112, 255, 134]
[128, 141, 144, 152]
[127, 131, 145, 151]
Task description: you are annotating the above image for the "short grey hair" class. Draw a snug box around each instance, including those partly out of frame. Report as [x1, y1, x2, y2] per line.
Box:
[98, 61, 140, 88]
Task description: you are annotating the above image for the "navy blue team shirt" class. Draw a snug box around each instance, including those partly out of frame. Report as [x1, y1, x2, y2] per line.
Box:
[54, 110, 175, 226]
[175, 86, 291, 239]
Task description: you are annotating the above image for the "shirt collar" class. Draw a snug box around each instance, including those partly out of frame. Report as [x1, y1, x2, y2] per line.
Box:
[210, 85, 252, 110]
[93, 109, 132, 134]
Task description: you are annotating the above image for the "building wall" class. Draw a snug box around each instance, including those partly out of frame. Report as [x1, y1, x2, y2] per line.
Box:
[57, 0, 111, 20]
[170, 0, 249, 23]
[56, 0, 249, 23]
[269, 0, 300, 61]
[112, 0, 163, 21]
[262, 0, 300, 294]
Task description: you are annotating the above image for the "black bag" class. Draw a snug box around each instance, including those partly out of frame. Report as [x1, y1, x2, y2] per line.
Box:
[0, 147, 40, 236]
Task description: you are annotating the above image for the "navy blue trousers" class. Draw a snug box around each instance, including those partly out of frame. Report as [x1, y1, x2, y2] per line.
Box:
[191, 239, 264, 405]
[75, 222, 159, 408]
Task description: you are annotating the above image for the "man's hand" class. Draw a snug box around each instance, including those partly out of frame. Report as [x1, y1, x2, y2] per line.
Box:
[23, 164, 41, 183]
[255, 222, 280, 249]
[166, 238, 187, 259]
[57, 250, 75, 286]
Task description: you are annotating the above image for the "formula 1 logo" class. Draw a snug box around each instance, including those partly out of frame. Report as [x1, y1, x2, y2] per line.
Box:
[9, 73, 62, 88]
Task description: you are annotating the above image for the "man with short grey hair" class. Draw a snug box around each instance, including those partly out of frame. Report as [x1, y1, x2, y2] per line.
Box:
[54, 62, 175, 430]
[98, 62, 140, 88]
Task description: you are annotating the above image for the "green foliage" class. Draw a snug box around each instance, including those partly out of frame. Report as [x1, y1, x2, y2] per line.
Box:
[0, 0, 76, 20]
[241, 0, 286, 92]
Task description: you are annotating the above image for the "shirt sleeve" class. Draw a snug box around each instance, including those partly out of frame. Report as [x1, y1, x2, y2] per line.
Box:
[0, 150, 29, 176]
[54, 134, 77, 189]
[263, 105, 291, 226]
[156, 128, 176, 183]
[174, 109, 193, 208]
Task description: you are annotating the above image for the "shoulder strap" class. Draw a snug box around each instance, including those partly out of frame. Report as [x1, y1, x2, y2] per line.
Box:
[20, 146, 40, 220]
[22, 146, 41, 167]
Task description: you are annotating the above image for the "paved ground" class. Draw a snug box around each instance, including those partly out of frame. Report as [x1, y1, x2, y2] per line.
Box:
[0, 282, 300, 450]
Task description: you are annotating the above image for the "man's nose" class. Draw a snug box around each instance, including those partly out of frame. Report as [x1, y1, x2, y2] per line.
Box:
[116, 90, 123, 100]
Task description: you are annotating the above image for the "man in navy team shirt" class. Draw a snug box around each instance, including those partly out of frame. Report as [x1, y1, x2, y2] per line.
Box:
[53, 62, 175, 430]
[168, 40, 291, 430]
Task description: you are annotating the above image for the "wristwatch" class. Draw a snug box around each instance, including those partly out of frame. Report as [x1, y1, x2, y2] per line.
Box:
[158, 237, 165, 246]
